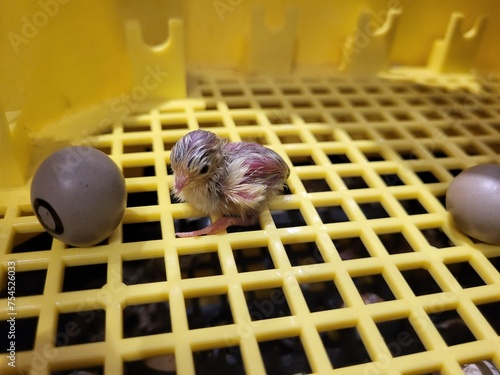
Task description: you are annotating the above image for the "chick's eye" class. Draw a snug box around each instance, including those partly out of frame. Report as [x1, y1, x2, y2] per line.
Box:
[199, 164, 209, 174]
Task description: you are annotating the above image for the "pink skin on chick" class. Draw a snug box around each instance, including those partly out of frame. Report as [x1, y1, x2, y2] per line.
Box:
[170, 130, 290, 237]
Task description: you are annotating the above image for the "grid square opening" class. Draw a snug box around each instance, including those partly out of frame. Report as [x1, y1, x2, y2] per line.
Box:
[430, 309, 476, 346]
[289, 154, 316, 166]
[420, 228, 454, 248]
[174, 216, 210, 233]
[447, 168, 463, 177]
[327, 152, 351, 164]
[233, 244, 275, 273]
[300, 278, 344, 312]
[271, 209, 307, 228]
[122, 143, 154, 154]
[378, 232, 414, 254]
[391, 111, 415, 121]
[185, 292, 233, 329]
[226, 220, 263, 233]
[122, 221, 162, 243]
[193, 346, 245, 375]
[221, 88, 244, 96]
[269, 111, 292, 124]
[302, 178, 331, 192]
[363, 86, 382, 94]
[252, 87, 273, 95]
[476, 301, 500, 335]
[258, 335, 311, 375]
[126, 191, 158, 207]
[445, 261, 485, 288]
[331, 111, 357, 123]
[337, 85, 358, 94]
[161, 118, 189, 129]
[341, 175, 370, 189]
[123, 257, 167, 285]
[358, 201, 390, 219]
[380, 172, 405, 186]
[258, 100, 284, 109]
[11, 231, 53, 253]
[361, 112, 387, 122]
[245, 286, 291, 321]
[239, 133, 268, 145]
[310, 86, 331, 95]
[376, 317, 427, 357]
[428, 146, 451, 158]
[233, 116, 258, 126]
[460, 141, 484, 156]
[350, 98, 371, 107]
[122, 164, 156, 179]
[351, 273, 396, 303]
[400, 268, 442, 296]
[277, 133, 302, 144]
[197, 119, 224, 128]
[283, 240, 324, 266]
[55, 309, 105, 347]
[311, 129, 336, 142]
[398, 198, 428, 215]
[316, 205, 350, 224]
[345, 127, 372, 140]
[321, 98, 342, 108]
[62, 263, 107, 292]
[179, 251, 222, 279]
[332, 236, 370, 260]
[377, 127, 402, 139]
[416, 171, 441, 184]
[485, 140, 500, 153]
[320, 326, 371, 368]
[281, 86, 303, 95]
[378, 97, 398, 107]
[363, 150, 385, 162]
[290, 99, 313, 108]
[123, 300, 171, 338]
[395, 148, 420, 161]
[123, 121, 151, 133]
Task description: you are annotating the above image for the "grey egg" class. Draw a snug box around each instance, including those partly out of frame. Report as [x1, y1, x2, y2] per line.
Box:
[30, 146, 127, 247]
[446, 164, 500, 244]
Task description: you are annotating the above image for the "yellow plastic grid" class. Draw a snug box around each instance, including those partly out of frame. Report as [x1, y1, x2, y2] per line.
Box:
[1, 75, 500, 375]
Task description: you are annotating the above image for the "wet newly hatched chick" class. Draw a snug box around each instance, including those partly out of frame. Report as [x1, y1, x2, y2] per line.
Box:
[170, 129, 290, 237]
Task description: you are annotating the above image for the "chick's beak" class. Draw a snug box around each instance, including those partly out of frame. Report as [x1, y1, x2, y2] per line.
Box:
[174, 174, 190, 194]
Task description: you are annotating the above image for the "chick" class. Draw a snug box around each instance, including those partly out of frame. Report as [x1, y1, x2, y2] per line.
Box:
[170, 130, 290, 237]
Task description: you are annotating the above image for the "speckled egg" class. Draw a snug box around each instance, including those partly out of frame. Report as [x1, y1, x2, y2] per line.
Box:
[30, 146, 127, 247]
[446, 164, 500, 244]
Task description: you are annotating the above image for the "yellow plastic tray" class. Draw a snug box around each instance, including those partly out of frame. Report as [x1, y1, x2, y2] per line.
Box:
[1, 74, 500, 374]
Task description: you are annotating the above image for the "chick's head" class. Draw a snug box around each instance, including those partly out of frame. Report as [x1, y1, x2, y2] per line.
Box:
[170, 130, 224, 194]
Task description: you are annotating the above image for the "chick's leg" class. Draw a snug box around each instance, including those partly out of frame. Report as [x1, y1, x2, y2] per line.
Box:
[176, 216, 252, 237]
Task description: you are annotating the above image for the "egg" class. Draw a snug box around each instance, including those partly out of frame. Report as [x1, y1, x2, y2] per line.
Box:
[31, 146, 127, 247]
[446, 164, 500, 244]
